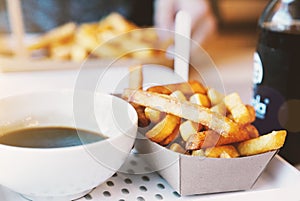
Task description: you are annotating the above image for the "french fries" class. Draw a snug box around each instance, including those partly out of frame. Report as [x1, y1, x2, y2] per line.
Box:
[210, 102, 226, 116]
[170, 143, 186, 154]
[144, 90, 185, 124]
[144, 107, 163, 124]
[185, 129, 248, 150]
[123, 88, 241, 137]
[224, 93, 251, 125]
[207, 88, 224, 106]
[179, 120, 202, 141]
[189, 93, 211, 108]
[26, 13, 170, 62]
[130, 103, 150, 127]
[170, 90, 187, 102]
[184, 123, 260, 150]
[146, 85, 172, 95]
[123, 66, 287, 158]
[237, 130, 287, 156]
[145, 114, 181, 145]
[27, 22, 77, 51]
[205, 145, 240, 158]
[146, 80, 207, 96]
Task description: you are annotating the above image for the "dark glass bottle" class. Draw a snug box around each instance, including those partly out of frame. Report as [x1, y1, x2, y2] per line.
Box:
[252, 0, 300, 165]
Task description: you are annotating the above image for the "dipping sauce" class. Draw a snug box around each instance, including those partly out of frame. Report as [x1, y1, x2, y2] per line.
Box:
[0, 127, 107, 148]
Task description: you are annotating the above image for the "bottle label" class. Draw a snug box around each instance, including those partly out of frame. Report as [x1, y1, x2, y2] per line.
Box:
[251, 52, 269, 119]
[253, 52, 263, 85]
[251, 94, 270, 119]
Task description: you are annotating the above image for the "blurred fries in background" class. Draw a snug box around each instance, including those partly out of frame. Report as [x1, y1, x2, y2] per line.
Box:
[26, 13, 172, 62]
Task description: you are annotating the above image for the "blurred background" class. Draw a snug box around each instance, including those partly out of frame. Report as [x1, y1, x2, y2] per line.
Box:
[211, 0, 269, 30]
[0, 0, 269, 33]
[0, 0, 269, 64]
[0, 0, 272, 100]
[0, 0, 270, 101]
[206, 0, 269, 64]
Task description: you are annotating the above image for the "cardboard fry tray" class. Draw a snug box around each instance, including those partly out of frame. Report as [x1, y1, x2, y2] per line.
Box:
[134, 135, 277, 196]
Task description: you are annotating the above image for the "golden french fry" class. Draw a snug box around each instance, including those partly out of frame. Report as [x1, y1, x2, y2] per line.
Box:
[28, 22, 76, 50]
[146, 86, 172, 95]
[179, 120, 202, 141]
[130, 103, 150, 127]
[210, 102, 227, 116]
[146, 114, 181, 144]
[232, 104, 251, 124]
[246, 105, 256, 123]
[158, 81, 207, 96]
[98, 12, 137, 32]
[144, 107, 164, 124]
[75, 23, 99, 51]
[145, 88, 185, 124]
[237, 130, 287, 156]
[146, 86, 187, 124]
[97, 29, 119, 43]
[188, 80, 207, 94]
[170, 90, 187, 102]
[220, 152, 232, 158]
[244, 124, 260, 138]
[224, 93, 251, 125]
[170, 143, 186, 154]
[207, 88, 224, 106]
[189, 93, 211, 108]
[226, 113, 234, 121]
[70, 44, 88, 61]
[159, 124, 180, 146]
[205, 145, 240, 158]
[185, 132, 205, 150]
[185, 128, 250, 150]
[123, 89, 240, 137]
[192, 149, 205, 156]
[144, 85, 175, 124]
[49, 43, 73, 60]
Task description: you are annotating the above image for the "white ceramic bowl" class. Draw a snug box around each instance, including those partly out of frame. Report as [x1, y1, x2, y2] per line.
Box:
[0, 91, 138, 201]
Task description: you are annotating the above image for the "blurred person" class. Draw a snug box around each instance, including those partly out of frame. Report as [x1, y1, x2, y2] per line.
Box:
[0, 0, 216, 45]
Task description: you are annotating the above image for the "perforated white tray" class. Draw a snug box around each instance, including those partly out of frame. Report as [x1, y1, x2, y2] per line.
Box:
[1, 151, 299, 201]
